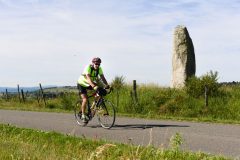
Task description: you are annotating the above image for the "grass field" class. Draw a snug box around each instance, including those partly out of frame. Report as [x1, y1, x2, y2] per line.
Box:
[0, 124, 229, 160]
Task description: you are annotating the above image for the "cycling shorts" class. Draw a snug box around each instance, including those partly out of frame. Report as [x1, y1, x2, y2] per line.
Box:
[77, 84, 93, 94]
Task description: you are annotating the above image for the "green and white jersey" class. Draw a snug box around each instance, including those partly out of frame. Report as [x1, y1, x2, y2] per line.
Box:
[77, 65, 103, 87]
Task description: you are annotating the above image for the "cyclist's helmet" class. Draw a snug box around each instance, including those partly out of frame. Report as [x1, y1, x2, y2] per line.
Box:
[92, 57, 101, 64]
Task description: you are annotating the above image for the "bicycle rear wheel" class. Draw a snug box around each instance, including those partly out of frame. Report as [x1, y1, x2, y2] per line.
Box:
[97, 100, 116, 129]
[74, 100, 88, 126]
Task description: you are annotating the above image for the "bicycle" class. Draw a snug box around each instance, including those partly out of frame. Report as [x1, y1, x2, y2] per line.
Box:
[74, 87, 116, 129]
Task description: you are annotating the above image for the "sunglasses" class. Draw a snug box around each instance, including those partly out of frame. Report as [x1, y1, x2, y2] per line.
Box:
[94, 63, 101, 66]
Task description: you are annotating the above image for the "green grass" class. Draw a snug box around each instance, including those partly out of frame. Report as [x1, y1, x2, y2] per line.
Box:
[0, 124, 230, 160]
[0, 100, 68, 113]
[107, 84, 240, 124]
[1, 84, 240, 124]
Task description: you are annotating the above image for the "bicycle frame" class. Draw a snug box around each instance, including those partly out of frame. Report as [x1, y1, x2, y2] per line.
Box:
[85, 90, 106, 120]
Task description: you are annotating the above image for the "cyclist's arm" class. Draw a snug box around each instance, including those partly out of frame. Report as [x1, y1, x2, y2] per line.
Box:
[100, 75, 109, 86]
[86, 74, 97, 88]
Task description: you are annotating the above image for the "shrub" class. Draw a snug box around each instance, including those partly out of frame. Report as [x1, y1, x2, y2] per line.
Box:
[60, 93, 77, 110]
[111, 76, 126, 109]
[111, 76, 125, 90]
[46, 103, 57, 109]
[185, 71, 220, 98]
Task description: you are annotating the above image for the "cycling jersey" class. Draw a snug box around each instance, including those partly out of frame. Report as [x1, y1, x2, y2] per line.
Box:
[77, 65, 103, 87]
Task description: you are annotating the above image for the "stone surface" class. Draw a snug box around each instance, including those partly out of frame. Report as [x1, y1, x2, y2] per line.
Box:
[171, 25, 196, 88]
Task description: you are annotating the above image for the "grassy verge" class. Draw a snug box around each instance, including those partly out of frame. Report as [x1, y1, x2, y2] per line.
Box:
[0, 100, 68, 113]
[1, 83, 240, 124]
[0, 124, 229, 160]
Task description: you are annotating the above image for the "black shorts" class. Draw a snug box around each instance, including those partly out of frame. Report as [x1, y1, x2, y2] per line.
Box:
[77, 84, 93, 94]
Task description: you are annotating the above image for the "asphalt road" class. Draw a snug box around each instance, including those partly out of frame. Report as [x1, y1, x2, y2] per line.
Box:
[0, 109, 240, 158]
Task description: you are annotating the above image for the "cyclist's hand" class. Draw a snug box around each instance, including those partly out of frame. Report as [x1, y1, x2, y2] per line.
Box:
[93, 86, 99, 91]
[105, 85, 110, 89]
[106, 85, 113, 90]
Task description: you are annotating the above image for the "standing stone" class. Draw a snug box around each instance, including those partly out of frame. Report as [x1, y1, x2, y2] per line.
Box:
[171, 25, 196, 88]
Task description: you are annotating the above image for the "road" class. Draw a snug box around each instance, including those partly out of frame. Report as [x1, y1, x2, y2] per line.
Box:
[0, 109, 240, 158]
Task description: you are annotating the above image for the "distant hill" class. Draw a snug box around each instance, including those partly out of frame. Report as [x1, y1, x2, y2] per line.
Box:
[43, 86, 78, 93]
[0, 85, 58, 93]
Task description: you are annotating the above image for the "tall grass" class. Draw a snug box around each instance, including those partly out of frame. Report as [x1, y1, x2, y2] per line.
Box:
[0, 124, 229, 160]
[106, 83, 240, 122]
[1, 83, 240, 123]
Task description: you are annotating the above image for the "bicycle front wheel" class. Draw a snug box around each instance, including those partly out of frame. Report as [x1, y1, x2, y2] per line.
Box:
[97, 100, 116, 129]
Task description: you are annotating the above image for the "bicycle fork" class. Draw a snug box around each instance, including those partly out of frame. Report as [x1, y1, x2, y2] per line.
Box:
[98, 100, 109, 116]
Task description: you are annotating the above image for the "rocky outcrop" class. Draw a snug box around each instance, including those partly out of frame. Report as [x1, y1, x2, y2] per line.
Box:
[171, 25, 196, 88]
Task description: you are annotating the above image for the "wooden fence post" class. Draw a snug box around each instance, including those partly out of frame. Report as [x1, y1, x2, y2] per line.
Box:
[39, 83, 46, 107]
[21, 89, 25, 103]
[17, 84, 21, 102]
[5, 89, 9, 101]
[205, 85, 208, 107]
[133, 80, 138, 103]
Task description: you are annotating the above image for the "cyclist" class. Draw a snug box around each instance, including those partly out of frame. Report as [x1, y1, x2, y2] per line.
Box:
[77, 57, 110, 123]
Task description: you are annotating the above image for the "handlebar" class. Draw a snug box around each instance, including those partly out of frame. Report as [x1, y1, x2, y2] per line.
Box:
[97, 87, 113, 96]
[88, 86, 113, 98]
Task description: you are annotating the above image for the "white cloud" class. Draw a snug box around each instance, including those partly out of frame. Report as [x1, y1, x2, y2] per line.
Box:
[0, 0, 240, 87]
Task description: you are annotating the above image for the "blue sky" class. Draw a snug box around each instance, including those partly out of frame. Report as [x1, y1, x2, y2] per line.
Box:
[1, 0, 240, 87]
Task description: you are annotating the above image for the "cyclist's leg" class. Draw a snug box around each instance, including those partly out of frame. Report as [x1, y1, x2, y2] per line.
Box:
[81, 94, 90, 123]
[80, 85, 94, 113]
[81, 94, 88, 115]
[77, 84, 89, 122]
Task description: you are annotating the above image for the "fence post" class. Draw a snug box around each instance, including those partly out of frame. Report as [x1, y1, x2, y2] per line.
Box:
[5, 89, 9, 101]
[39, 83, 47, 107]
[133, 80, 138, 103]
[205, 85, 208, 107]
[17, 84, 21, 102]
[21, 89, 25, 103]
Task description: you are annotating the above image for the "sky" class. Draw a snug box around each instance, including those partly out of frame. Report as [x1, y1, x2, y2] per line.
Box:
[1, 0, 240, 87]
